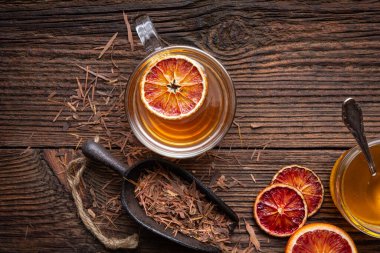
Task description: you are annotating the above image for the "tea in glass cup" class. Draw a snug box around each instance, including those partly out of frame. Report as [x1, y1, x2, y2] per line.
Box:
[125, 16, 235, 158]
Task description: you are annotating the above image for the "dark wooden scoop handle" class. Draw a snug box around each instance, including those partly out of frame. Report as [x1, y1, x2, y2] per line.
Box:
[81, 140, 128, 176]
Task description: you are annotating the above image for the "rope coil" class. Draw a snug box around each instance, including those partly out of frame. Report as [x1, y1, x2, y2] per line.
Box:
[66, 158, 139, 249]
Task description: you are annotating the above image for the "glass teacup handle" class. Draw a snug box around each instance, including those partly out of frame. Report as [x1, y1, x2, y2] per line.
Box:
[135, 16, 163, 53]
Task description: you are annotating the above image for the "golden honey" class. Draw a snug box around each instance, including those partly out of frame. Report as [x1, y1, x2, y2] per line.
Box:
[341, 145, 380, 225]
[331, 139, 380, 237]
[125, 46, 235, 158]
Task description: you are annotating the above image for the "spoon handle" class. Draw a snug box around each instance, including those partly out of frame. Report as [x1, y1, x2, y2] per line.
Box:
[342, 98, 376, 176]
[81, 140, 128, 176]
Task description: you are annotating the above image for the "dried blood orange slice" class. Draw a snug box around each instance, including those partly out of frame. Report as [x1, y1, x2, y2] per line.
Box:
[285, 223, 357, 253]
[254, 184, 307, 237]
[272, 165, 324, 217]
[140, 55, 207, 120]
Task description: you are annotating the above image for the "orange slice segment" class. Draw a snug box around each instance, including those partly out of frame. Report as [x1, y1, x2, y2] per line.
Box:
[286, 223, 357, 253]
[141, 55, 207, 120]
[254, 184, 307, 237]
[272, 165, 324, 217]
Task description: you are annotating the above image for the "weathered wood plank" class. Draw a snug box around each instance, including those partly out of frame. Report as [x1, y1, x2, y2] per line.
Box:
[0, 149, 108, 252]
[1, 148, 379, 252]
[1, 1, 380, 148]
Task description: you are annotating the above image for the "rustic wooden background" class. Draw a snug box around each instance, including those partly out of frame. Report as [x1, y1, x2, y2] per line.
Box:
[1, 0, 380, 252]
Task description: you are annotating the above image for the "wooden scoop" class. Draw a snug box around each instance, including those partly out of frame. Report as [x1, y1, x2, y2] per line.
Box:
[82, 140, 238, 252]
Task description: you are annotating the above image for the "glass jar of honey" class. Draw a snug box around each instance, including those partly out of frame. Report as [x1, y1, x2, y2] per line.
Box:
[330, 138, 380, 238]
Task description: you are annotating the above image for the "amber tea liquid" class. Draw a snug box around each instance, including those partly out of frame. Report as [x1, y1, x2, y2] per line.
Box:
[126, 46, 235, 156]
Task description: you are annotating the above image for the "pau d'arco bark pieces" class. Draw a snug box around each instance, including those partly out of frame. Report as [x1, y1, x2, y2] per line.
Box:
[254, 184, 307, 237]
[271, 165, 324, 217]
[285, 223, 357, 253]
[134, 167, 233, 247]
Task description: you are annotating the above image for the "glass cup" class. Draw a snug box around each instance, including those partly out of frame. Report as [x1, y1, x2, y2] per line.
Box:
[330, 138, 380, 238]
[125, 16, 236, 158]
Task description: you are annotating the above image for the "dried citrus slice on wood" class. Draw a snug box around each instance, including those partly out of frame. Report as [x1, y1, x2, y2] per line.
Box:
[140, 55, 207, 120]
[272, 165, 324, 217]
[254, 184, 307, 237]
[285, 223, 357, 253]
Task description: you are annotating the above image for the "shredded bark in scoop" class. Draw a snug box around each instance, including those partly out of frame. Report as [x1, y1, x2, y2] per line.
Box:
[134, 167, 233, 246]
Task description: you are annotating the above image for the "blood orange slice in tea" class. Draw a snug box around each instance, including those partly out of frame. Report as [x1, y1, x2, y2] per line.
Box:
[140, 55, 207, 120]
[285, 223, 357, 253]
[254, 184, 307, 237]
[272, 165, 324, 217]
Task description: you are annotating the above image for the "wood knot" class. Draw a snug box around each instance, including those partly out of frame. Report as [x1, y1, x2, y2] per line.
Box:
[208, 18, 249, 51]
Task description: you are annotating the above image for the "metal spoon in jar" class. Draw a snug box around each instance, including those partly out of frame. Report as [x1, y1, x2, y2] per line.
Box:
[342, 98, 377, 176]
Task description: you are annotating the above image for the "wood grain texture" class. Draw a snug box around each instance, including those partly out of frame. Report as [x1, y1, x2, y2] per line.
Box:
[1, 0, 380, 148]
[0, 149, 107, 252]
[1, 148, 380, 252]
[1, 0, 380, 252]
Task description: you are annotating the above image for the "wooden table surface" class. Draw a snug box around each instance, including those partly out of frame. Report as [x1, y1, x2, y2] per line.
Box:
[1, 1, 380, 252]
